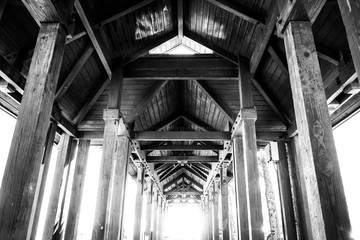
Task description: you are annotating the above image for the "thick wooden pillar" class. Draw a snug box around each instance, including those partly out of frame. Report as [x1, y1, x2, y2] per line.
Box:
[92, 61, 124, 240]
[144, 179, 153, 240]
[203, 196, 209, 240]
[238, 58, 263, 239]
[284, 21, 351, 239]
[29, 121, 57, 240]
[156, 197, 162, 240]
[220, 165, 230, 240]
[0, 23, 65, 239]
[64, 139, 90, 240]
[276, 142, 297, 240]
[151, 189, 159, 240]
[43, 133, 76, 239]
[212, 180, 220, 240]
[337, 0, 360, 79]
[208, 188, 214, 240]
[232, 137, 249, 240]
[133, 166, 144, 240]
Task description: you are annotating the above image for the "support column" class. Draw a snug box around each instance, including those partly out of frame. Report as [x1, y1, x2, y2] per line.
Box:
[238, 58, 263, 239]
[64, 139, 91, 240]
[151, 189, 159, 240]
[144, 179, 153, 240]
[43, 133, 76, 239]
[0, 23, 66, 239]
[284, 21, 351, 239]
[337, 0, 360, 80]
[208, 188, 214, 240]
[212, 180, 220, 240]
[133, 165, 144, 240]
[220, 164, 230, 240]
[92, 61, 124, 240]
[156, 196, 162, 240]
[202, 196, 209, 240]
[276, 142, 297, 240]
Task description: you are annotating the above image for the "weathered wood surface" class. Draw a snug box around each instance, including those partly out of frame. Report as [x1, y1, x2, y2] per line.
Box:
[220, 166, 230, 240]
[0, 23, 66, 240]
[133, 167, 144, 240]
[132, 131, 231, 141]
[144, 181, 153, 240]
[64, 139, 90, 240]
[284, 21, 351, 239]
[146, 156, 219, 163]
[212, 181, 220, 240]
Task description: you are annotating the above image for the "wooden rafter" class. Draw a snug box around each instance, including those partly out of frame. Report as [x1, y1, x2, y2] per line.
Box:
[184, 165, 207, 182]
[183, 174, 203, 190]
[160, 164, 181, 181]
[182, 113, 215, 131]
[163, 174, 183, 189]
[267, 44, 289, 77]
[205, 0, 264, 26]
[75, 0, 112, 79]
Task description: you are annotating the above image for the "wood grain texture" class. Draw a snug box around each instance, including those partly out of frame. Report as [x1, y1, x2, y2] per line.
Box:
[0, 23, 66, 240]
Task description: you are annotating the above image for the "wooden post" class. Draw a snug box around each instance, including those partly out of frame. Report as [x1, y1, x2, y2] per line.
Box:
[276, 142, 297, 240]
[220, 165, 230, 240]
[133, 166, 144, 240]
[151, 189, 159, 240]
[208, 188, 214, 240]
[29, 121, 57, 240]
[232, 137, 249, 239]
[144, 179, 153, 240]
[203, 196, 209, 240]
[0, 23, 65, 239]
[64, 139, 91, 240]
[212, 180, 220, 240]
[283, 21, 351, 239]
[337, 0, 360, 81]
[42, 133, 76, 240]
[156, 197, 162, 240]
[238, 58, 263, 239]
[92, 61, 124, 240]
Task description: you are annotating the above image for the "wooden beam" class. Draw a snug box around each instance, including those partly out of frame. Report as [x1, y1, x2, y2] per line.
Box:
[184, 174, 203, 190]
[177, 0, 183, 39]
[55, 45, 94, 101]
[164, 191, 202, 196]
[132, 131, 231, 141]
[284, 21, 351, 239]
[147, 156, 219, 164]
[0, 55, 26, 94]
[184, 165, 207, 182]
[267, 44, 289, 77]
[160, 164, 181, 181]
[126, 80, 169, 123]
[75, 0, 112, 78]
[21, 0, 74, 33]
[0, 23, 66, 239]
[73, 77, 110, 124]
[163, 175, 184, 190]
[141, 144, 223, 151]
[149, 115, 183, 131]
[66, 31, 87, 45]
[250, 1, 278, 74]
[98, 0, 154, 26]
[182, 113, 216, 131]
[205, 0, 264, 26]
[194, 80, 235, 124]
[331, 92, 360, 127]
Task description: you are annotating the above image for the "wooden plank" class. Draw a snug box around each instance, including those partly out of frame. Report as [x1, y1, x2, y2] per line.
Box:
[126, 80, 169, 123]
[178, 0, 183, 39]
[75, 0, 112, 79]
[132, 131, 231, 141]
[163, 174, 183, 190]
[337, 0, 360, 83]
[55, 45, 94, 101]
[284, 21, 351, 239]
[184, 165, 207, 182]
[98, 0, 154, 26]
[250, 1, 278, 74]
[205, 0, 264, 26]
[141, 144, 223, 151]
[182, 113, 215, 131]
[64, 140, 90, 240]
[0, 23, 66, 239]
[331, 92, 360, 127]
[147, 156, 219, 163]
[184, 174, 203, 190]
[164, 191, 202, 195]
[0, 55, 26, 94]
[267, 45, 289, 77]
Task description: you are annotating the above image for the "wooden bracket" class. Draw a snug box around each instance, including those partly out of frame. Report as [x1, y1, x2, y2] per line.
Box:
[103, 108, 120, 120]
[231, 108, 257, 136]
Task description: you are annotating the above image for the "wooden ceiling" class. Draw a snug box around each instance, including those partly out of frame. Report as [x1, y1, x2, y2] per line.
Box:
[0, 0, 357, 200]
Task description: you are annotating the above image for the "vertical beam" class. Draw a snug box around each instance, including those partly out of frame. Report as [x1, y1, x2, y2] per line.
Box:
[212, 181, 220, 240]
[337, 0, 360, 82]
[144, 180, 153, 240]
[283, 21, 351, 239]
[29, 121, 58, 240]
[232, 137, 249, 239]
[276, 142, 297, 240]
[220, 165, 230, 240]
[64, 139, 91, 240]
[92, 61, 124, 240]
[238, 58, 263, 239]
[177, 0, 183, 39]
[203, 196, 209, 240]
[208, 188, 214, 240]
[42, 133, 76, 240]
[0, 23, 66, 239]
[133, 166, 144, 240]
[151, 190, 159, 240]
[155, 197, 162, 240]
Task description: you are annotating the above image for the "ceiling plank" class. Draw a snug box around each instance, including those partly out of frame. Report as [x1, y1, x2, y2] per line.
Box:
[98, 0, 154, 26]
[205, 0, 264, 26]
[184, 174, 203, 190]
[55, 45, 94, 101]
[126, 80, 169, 123]
[267, 44, 289, 77]
[177, 0, 183, 39]
[163, 174, 183, 189]
[184, 165, 207, 182]
[146, 156, 219, 164]
[75, 0, 112, 79]
[160, 164, 182, 181]
[182, 113, 216, 131]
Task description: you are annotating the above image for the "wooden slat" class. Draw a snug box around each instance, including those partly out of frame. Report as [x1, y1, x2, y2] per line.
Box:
[147, 156, 219, 163]
[184, 165, 207, 182]
[75, 0, 112, 79]
[55, 45, 94, 101]
[132, 131, 231, 141]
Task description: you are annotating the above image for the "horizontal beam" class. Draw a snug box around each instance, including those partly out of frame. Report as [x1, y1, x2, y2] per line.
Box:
[164, 191, 202, 196]
[132, 131, 231, 141]
[146, 156, 219, 164]
[140, 144, 223, 151]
